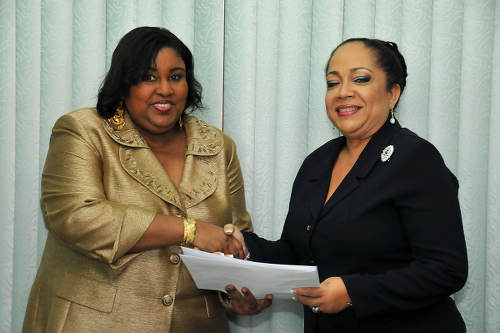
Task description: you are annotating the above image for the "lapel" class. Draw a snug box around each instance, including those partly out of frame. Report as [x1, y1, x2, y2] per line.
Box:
[320, 118, 400, 218]
[304, 137, 345, 222]
[104, 113, 184, 210]
[178, 116, 222, 209]
[104, 114, 222, 212]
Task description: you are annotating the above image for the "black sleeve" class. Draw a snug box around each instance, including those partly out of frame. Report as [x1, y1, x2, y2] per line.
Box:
[241, 158, 314, 265]
[242, 231, 296, 264]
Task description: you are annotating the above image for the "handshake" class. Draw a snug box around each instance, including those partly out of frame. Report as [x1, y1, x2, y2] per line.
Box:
[186, 221, 274, 315]
[189, 221, 248, 259]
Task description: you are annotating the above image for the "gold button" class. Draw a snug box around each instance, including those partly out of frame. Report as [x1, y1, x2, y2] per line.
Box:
[306, 225, 312, 231]
[169, 254, 180, 264]
[162, 295, 173, 306]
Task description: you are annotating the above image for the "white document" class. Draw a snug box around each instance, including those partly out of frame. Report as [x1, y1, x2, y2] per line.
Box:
[179, 247, 320, 299]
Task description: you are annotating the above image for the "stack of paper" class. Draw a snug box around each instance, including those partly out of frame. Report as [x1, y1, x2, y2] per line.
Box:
[180, 247, 320, 299]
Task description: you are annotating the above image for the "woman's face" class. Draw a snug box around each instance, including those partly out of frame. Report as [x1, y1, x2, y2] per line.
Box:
[325, 42, 400, 140]
[125, 47, 188, 136]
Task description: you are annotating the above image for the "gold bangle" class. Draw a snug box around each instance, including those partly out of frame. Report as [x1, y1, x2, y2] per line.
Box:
[181, 218, 197, 247]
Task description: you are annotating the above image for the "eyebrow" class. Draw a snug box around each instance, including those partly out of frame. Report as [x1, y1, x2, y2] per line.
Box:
[327, 67, 373, 76]
[147, 66, 186, 73]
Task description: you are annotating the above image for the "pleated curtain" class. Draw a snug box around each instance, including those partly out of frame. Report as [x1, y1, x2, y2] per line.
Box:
[0, 1, 498, 332]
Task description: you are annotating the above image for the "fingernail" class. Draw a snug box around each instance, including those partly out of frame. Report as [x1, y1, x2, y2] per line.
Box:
[290, 289, 295, 294]
[292, 296, 297, 301]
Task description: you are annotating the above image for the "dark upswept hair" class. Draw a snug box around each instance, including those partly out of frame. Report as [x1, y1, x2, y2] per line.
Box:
[325, 38, 408, 109]
[96, 26, 203, 118]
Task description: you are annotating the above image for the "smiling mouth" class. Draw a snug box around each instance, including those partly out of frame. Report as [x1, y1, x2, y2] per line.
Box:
[336, 106, 361, 116]
[153, 103, 172, 112]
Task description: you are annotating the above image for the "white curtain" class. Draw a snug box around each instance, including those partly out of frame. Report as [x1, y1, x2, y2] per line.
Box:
[0, 1, 498, 332]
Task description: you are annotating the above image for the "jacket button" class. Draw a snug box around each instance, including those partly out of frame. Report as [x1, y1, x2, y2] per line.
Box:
[162, 295, 173, 306]
[170, 254, 180, 264]
[310, 259, 315, 264]
[306, 225, 312, 231]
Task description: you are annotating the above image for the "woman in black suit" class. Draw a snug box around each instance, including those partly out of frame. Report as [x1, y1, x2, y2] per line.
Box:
[224, 38, 468, 332]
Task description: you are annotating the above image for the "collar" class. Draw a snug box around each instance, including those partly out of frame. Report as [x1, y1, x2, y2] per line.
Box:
[183, 115, 223, 156]
[103, 113, 222, 211]
[352, 116, 401, 179]
[306, 117, 401, 220]
[103, 113, 223, 155]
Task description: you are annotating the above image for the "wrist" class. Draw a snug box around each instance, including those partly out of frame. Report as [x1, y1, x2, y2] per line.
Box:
[218, 291, 236, 314]
[180, 218, 197, 247]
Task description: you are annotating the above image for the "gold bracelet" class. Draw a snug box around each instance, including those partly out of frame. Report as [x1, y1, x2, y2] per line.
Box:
[181, 218, 197, 247]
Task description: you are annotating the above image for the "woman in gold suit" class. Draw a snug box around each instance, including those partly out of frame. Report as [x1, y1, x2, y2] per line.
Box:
[23, 26, 250, 333]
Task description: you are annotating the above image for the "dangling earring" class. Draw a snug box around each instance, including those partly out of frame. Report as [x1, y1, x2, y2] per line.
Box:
[390, 109, 396, 124]
[178, 116, 184, 129]
[107, 102, 126, 130]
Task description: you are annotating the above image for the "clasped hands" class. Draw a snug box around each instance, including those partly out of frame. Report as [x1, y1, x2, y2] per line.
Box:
[199, 224, 351, 315]
[192, 222, 272, 314]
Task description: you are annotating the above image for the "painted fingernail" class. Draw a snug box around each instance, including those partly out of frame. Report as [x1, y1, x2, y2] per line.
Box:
[290, 289, 295, 294]
[292, 296, 297, 301]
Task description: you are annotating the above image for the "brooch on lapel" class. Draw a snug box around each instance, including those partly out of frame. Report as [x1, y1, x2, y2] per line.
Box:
[380, 145, 394, 162]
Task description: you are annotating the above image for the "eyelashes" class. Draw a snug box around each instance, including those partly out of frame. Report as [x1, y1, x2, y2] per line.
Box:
[326, 75, 371, 88]
[168, 73, 184, 81]
[142, 73, 157, 82]
[353, 75, 371, 83]
[327, 81, 339, 88]
[140, 73, 184, 82]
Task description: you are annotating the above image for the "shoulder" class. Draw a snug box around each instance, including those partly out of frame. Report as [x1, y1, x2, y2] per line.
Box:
[392, 127, 458, 187]
[50, 108, 110, 155]
[394, 128, 447, 166]
[54, 108, 104, 132]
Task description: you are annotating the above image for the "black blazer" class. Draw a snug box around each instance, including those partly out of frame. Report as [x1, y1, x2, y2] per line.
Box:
[244, 118, 468, 333]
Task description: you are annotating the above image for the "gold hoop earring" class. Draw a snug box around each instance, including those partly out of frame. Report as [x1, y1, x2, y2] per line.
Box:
[178, 116, 184, 129]
[107, 102, 126, 130]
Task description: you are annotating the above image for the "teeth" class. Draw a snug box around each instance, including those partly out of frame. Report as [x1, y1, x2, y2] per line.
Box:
[155, 103, 171, 107]
[337, 107, 358, 112]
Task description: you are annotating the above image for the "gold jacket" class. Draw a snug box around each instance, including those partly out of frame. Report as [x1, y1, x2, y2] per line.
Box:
[23, 108, 253, 332]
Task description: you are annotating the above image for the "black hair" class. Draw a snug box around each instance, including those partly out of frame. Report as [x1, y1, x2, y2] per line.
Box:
[325, 38, 408, 109]
[96, 26, 203, 118]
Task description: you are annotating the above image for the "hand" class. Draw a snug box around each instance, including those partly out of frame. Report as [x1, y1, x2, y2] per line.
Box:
[223, 224, 248, 258]
[224, 284, 273, 315]
[293, 277, 351, 314]
[194, 221, 245, 258]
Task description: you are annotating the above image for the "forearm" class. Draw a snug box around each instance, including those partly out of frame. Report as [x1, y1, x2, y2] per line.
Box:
[128, 214, 184, 253]
[342, 256, 467, 318]
[243, 231, 296, 264]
